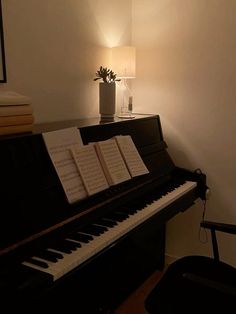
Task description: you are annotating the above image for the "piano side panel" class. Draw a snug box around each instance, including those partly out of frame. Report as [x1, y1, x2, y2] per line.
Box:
[0, 135, 69, 251]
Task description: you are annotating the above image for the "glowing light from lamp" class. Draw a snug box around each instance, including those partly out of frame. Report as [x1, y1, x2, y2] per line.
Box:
[111, 46, 136, 79]
[111, 46, 136, 118]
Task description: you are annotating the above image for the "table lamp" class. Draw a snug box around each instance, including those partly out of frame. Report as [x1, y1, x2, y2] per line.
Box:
[111, 46, 136, 118]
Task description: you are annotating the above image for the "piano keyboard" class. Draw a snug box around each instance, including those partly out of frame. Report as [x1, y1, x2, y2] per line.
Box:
[22, 180, 197, 281]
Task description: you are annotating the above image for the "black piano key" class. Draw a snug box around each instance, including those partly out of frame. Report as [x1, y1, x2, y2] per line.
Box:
[63, 239, 81, 249]
[91, 224, 108, 232]
[46, 250, 64, 259]
[79, 225, 106, 236]
[129, 201, 145, 211]
[128, 208, 139, 214]
[94, 218, 117, 228]
[119, 206, 138, 215]
[56, 240, 78, 252]
[69, 232, 93, 243]
[26, 257, 49, 269]
[114, 211, 130, 218]
[48, 243, 72, 254]
[34, 250, 59, 263]
[101, 215, 118, 223]
[103, 212, 127, 222]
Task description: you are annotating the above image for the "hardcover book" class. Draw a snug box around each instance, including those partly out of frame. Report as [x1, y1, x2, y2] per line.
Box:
[0, 104, 33, 116]
[0, 123, 33, 135]
[0, 114, 34, 126]
[0, 91, 32, 105]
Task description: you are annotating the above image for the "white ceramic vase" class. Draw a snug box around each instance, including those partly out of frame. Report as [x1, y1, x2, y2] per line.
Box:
[99, 82, 116, 120]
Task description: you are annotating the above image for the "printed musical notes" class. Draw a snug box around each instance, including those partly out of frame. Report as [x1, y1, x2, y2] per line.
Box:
[42, 127, 87, 204]
[43, 127, 149, 204]
[71, 144, 109, 195]
[95, 138, 131, 185]
[115, 135, 149, 177]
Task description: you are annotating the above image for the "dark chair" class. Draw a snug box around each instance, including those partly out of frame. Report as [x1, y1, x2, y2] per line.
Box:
[145, 220, 236, 313]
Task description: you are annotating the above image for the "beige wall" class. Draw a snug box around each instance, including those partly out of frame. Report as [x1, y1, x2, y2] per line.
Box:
[1, 0, 132, 122]
[132, 0, 236, 265]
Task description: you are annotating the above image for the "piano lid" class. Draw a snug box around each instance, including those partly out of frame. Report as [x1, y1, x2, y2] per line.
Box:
[0, 114, 174, 255]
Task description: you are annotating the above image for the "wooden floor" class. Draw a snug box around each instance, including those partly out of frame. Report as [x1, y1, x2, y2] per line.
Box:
[113, 271, 163, 314]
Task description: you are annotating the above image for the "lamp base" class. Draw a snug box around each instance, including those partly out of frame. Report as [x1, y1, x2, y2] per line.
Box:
[117, 113, 135, 119]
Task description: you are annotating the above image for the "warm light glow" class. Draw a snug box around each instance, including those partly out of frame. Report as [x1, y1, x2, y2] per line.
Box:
[111, 46, 136, 78]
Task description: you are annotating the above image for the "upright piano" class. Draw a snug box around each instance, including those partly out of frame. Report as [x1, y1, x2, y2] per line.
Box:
[0, 114, 206, 313]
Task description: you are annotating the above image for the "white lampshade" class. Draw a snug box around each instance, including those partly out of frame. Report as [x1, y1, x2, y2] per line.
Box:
[111, 46, 136, 79]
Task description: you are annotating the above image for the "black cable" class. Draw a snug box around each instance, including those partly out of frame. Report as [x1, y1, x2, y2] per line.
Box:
[199, 199, 208, 243]
[202, 199, 207, 221]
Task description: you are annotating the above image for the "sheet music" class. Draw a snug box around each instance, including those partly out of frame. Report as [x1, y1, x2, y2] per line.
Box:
[71, 144, 109, 195]
[115, 135, 149, 177]
[42, 127, 87, 204]
[95, 138, 131, 185]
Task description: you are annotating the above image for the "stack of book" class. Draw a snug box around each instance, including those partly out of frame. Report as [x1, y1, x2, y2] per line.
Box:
[0, 91, 34, 136]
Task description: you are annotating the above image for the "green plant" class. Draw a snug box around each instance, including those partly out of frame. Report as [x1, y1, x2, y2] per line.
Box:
[94, 66, 120, 83]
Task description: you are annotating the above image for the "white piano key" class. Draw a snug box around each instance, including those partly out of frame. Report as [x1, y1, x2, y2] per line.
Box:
[22, 181, 197, 281]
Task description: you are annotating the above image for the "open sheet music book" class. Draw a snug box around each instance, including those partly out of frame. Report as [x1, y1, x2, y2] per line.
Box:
[42, 127, 88, 204]
[114, 135, 149, 177]
[43, 127, 149, 203]
[94, 138, 132, 186]
[72, 136, 149, 193]
[71, 143, 109, 196]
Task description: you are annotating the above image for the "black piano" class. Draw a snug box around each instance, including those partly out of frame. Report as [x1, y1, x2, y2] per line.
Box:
[0, 114, 206, 313]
